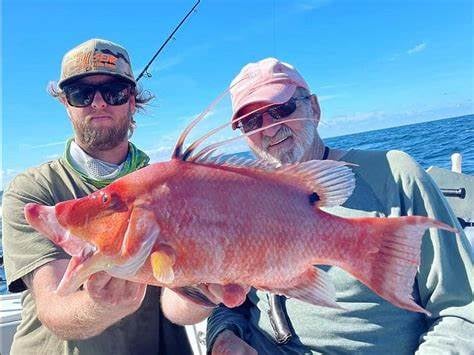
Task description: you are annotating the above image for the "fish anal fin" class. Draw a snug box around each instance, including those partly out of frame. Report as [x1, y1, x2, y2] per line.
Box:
[269, 267, 340, 309]
[150, 245, 176, 284]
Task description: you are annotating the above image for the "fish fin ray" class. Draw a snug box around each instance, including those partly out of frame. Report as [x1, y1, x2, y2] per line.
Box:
[190, 156, 354, 208]
[150, 247, 175, 284]
[278, 160, 356, 207]
[338, 216, 457, 315]
[267, 267, 340, 309]
[173, 88, 231, 160]
[196, 153, 281, 170]
[171, 286, 217, 308]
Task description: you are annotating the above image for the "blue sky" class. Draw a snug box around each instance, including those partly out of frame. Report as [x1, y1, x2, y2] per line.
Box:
[2, 0, 473, 187]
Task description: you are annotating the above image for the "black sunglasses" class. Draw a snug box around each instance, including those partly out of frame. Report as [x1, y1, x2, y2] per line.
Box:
[63, 81, 133, 108]
[237, 96, 311, 133]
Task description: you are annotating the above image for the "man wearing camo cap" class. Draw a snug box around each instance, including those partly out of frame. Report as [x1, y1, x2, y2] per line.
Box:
[2, 38, 192, 354]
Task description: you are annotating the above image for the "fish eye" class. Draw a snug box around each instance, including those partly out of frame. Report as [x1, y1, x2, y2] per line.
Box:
[101, 193, 110, 205]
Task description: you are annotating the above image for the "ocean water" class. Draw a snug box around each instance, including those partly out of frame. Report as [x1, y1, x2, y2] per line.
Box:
[0, 114, 472, 294]
[325, 114, 473, 175]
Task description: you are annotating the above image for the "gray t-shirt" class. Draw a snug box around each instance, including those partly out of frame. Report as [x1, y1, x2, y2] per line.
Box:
[207, 149, 474, 354]
[2, 158, 191, 355]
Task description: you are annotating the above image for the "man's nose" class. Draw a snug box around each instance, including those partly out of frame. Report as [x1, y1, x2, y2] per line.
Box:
[261, 112, 280, 137]
[91, 91, 107, 109]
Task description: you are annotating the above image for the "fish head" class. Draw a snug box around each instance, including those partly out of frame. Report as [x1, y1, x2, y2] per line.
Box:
[54, 188, 131, 254]
[24, 186, 135, 295]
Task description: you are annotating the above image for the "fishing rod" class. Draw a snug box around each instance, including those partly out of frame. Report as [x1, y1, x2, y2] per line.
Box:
[136, 0, 201, 82]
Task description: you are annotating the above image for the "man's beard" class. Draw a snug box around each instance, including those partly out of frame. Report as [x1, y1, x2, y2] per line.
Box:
[74, 112, 131, 151]
[249, 120, 317, 164]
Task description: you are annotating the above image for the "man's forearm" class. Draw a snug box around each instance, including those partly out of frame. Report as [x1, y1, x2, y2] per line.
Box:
[416, 316, 474, 354]
[36, 286, 128, 340]
[28, 260, 144, 340]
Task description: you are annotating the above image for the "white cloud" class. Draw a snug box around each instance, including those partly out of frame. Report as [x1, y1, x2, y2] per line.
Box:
[23, 140, 67, 149]
[407, 42, 427, 54]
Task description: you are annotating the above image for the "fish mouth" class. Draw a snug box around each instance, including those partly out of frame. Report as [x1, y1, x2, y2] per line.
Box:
[25, 203, 103, 295]
[24, 203, 96, 257]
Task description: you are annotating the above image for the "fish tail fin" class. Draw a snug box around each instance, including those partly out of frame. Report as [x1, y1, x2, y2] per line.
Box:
[339, 216, 457, 315]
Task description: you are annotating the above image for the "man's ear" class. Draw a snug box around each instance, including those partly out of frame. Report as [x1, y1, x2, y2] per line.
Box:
[310, 94, 321, 121]
[59, 95, 67, 106]
[129, 94, 136, 115]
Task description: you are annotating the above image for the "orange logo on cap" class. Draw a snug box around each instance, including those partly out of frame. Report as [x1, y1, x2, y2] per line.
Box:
[93, 53, 117, 69]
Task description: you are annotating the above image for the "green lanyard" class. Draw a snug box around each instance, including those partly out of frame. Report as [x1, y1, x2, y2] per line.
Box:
[63, 138, 150, 188]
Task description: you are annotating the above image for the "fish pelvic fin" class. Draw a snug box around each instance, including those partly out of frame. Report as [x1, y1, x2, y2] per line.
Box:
[336, 216, 458, 316]
[150, 246, 176, 284]
[266, 267, 340, 309]
[278, 160, 356, 208]
[171, 286, 218, 308]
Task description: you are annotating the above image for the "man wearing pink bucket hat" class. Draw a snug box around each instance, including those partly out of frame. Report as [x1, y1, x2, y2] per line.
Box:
[199, 58, 472, 354]
[228, 58, 339, 165]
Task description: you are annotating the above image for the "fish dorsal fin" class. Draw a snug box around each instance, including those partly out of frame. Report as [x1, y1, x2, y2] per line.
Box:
[196, 153, 282, 171]
[194, 154, 354, 207]
[277, 160, 356, 208]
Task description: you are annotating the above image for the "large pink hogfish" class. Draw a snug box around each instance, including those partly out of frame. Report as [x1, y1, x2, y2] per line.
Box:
[24, 115, 456, 315]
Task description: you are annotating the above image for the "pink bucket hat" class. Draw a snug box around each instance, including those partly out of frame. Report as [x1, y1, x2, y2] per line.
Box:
[230, 57, 309, 129]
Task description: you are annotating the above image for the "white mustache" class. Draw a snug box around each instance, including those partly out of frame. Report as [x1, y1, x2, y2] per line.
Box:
[251, 119, 317, 165]
[263, 125, 293, 149]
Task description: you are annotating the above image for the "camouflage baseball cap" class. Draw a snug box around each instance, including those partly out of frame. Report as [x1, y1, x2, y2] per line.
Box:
[58, 38, 136, 89]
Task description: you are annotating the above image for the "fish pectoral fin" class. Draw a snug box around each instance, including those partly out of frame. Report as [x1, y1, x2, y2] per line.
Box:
[271, 267, 340, 309]
[278, 160, 356, 208]
[151, 246, 176, 284]
[109, 208, 159, 278]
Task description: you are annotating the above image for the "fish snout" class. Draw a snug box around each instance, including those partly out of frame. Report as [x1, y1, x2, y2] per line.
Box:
[24, 203, 41, 220]
[24, 203, 58, 238]
[24, 202, 99, 259]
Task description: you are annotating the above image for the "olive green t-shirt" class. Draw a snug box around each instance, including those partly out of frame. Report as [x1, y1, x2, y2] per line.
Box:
[207, 149, 474, 354]
[2, 158, 191, 355]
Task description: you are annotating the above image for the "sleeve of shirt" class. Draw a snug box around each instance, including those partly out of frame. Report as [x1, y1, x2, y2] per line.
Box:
[2, 170, 69, 292]
[388, 151, 474, 354]
[206, 297, 253, 353]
